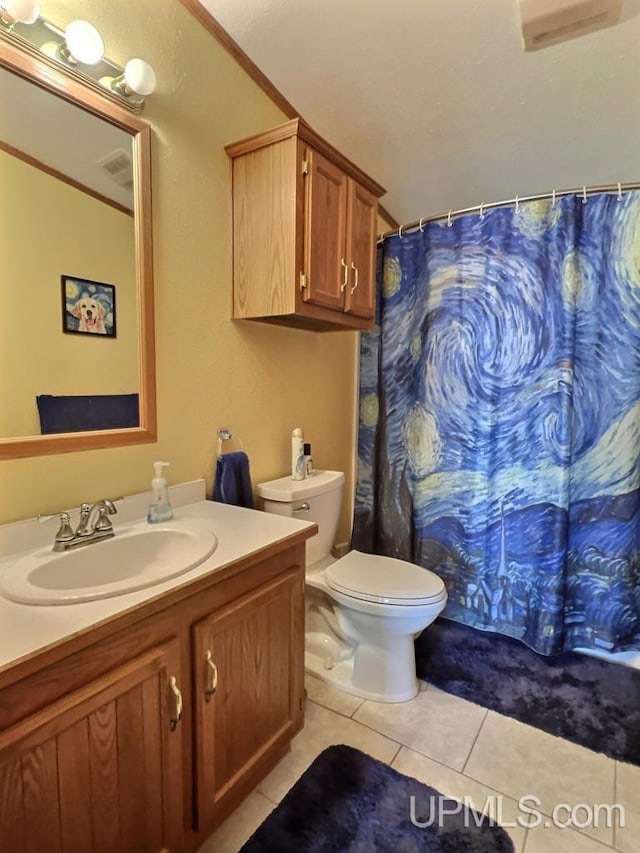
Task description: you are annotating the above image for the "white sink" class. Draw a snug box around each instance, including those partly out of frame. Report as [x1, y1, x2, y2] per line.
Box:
[0, 520, 218, 606]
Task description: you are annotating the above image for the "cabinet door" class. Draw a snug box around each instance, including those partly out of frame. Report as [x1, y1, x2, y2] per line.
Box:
[0, 640, 184, 853]
[303, 148, 348, 311]
[344, 179, 378, 319]
[193, 569, 304, 829]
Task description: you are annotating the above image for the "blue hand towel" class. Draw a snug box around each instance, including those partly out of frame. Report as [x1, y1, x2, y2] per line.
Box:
[213, 451, 254, 508]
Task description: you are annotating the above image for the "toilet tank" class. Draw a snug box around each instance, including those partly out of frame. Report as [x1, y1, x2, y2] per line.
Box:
[256, 471, 345, 566]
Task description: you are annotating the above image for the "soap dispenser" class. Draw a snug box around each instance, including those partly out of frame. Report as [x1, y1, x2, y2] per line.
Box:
[147, 461, 173, 523]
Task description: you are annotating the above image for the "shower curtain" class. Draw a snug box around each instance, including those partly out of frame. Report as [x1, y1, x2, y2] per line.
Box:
[353, 192, 640, 655]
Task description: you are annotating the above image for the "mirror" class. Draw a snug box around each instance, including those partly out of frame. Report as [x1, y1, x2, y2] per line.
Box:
[0, 37, 155, 459]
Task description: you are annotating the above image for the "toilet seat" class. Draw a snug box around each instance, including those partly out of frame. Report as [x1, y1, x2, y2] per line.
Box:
[326, 550, 446, 606]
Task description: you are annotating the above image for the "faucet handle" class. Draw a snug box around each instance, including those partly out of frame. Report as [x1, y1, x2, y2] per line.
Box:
[95, 500, 118, 532]
[54, 513, 75, 542]
[37, 511, 75, 543]
[38, 510, 68, 524]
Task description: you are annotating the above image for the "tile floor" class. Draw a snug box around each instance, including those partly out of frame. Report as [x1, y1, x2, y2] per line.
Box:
[198, 675, 640, 853]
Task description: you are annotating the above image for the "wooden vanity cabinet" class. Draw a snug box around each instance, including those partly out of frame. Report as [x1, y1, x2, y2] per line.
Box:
[193, 568, 304, 830]
[0, 639, 183, 853]
[226, 118, 384, 331]
[0, 536, 309, 853]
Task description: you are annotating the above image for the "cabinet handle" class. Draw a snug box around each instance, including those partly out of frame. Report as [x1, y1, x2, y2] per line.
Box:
[340, 258, 349, 292]
[350, 262, 359, 294]
[168, 676, 183, 731]
[205, 650, 218, 701]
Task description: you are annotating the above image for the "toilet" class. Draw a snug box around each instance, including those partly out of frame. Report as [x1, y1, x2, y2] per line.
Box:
[256, 470, 447, 702]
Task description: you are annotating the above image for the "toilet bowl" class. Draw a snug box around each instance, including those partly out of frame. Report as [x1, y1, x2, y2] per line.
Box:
[256, 470, 447, 702]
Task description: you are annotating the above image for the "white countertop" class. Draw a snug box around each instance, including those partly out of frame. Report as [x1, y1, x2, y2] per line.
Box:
[0, 493, 314, 674]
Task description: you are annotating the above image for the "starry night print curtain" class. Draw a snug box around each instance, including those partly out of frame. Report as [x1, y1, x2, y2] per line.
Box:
[352, 192, 640, 655]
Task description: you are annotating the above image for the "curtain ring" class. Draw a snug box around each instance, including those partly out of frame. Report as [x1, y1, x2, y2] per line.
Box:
[551, 189, 556, 208]
[515, 196, 520, 214]
[377, 234, 385, 245]
[617, 182, 623, 201]
[398, 225, 404, 238]
[419, 217, 425, 232]
[479, 202, 485, 219]
[582, 186, 587, 204]
[447, 210, 453, 227]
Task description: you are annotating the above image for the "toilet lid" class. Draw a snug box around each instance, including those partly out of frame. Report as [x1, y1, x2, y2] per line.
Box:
[326, 550, 446, 605]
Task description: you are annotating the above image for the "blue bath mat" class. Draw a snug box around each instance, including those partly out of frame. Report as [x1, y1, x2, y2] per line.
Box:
[241, 744, 514, 852]
[416, 618, 640, 765]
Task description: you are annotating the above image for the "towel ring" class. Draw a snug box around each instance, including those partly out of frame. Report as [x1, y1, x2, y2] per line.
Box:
[217, 428, 243, 459]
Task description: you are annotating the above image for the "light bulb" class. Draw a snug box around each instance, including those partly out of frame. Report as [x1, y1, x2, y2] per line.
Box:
[123, 58, 157, 96]
[64, 20, 104, 65]
[1, 0, 40, 24]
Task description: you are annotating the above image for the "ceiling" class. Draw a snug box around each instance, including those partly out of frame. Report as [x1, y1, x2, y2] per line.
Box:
[0, 65, 133, 209]
[199, 0, 640, 228]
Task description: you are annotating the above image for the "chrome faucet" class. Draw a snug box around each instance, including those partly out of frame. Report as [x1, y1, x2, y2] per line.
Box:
[46, 499, 119, 552]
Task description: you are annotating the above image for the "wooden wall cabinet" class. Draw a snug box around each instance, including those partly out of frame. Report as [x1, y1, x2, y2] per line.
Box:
[0, 538, 308, 853]
[226, 118, 385, 331]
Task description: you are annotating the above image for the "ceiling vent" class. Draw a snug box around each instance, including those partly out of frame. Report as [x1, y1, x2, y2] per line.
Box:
[98, 148, 134, 188]
[518, 0, 622, 50]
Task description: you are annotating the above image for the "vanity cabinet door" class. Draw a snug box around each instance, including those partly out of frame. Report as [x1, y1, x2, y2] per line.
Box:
[0, 640, 183, 853]
[193, 568, 305, 830]
[302, 147, 349, 312]
[344, 179, 378, 320]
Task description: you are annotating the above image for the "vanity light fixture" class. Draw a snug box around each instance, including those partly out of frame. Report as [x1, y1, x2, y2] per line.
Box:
[59, 19, 104, 66]
[0, 0, 40, 27]
[102, 58, 157, 98]
[0, 7, 156, 111]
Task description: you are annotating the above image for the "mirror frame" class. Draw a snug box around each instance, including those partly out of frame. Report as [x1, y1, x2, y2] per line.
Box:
[0, 37, 156, 459]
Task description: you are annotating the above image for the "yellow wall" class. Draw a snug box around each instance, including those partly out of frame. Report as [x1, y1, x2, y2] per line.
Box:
[0, 0, 360, 543]
[0, 150, 137, 437]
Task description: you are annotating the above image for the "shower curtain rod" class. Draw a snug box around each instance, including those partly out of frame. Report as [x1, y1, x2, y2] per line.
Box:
[378, 181, 640, 242]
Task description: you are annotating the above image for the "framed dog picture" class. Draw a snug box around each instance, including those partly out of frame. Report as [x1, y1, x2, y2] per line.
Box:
[61, 276, 117, 338]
